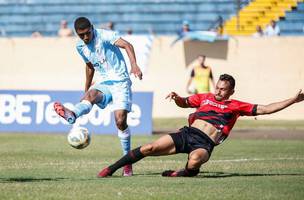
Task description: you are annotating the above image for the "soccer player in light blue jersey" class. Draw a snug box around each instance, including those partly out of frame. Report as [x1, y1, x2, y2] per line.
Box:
[54, 17, 142, 176]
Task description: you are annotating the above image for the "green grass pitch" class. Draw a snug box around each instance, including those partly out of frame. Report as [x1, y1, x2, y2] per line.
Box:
[0, 131, 303, 200]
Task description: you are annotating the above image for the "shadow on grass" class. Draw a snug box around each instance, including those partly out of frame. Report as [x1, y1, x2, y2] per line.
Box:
[0, 177, 67, 183]
[199, 171, 304, 178]
[2, 172, 302, 182]
[132, 171, 304, 178]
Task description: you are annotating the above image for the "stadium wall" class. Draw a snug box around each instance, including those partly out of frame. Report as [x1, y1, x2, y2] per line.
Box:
[0, 36, 303, 120]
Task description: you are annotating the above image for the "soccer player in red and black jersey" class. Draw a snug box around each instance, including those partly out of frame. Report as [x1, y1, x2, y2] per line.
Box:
[98, 74, 304, 177]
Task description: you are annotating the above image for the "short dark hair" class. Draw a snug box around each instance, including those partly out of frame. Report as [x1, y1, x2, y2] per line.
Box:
[74, 17, 91, 30]
[219, 74, 235, 89]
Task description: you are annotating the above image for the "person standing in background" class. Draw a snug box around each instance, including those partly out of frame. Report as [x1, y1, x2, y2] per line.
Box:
[58, 20, 73, 37]
[186, 55, 215, 94]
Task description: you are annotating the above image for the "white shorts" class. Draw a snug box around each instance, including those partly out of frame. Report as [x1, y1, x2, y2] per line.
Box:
[89, 79, 132, 112]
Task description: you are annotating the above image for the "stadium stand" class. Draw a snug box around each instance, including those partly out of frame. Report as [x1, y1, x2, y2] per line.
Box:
[223, 0, 301, 36]
[0, 0, 240, 37]
[278, 1, 304, 35]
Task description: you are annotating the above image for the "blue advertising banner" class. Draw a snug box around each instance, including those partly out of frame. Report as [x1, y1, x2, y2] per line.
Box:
[0, 90, 153, 135]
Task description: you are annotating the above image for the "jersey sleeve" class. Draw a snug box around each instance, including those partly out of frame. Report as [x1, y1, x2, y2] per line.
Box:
[187, 94, 207, 108]
[101, 29, 120, 45]
[76, 45, 90, 63]
[237, 101, 257, 116]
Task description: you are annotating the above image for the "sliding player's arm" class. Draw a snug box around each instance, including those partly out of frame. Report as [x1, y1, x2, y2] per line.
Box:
[166, 92, 190, 108]
[256, 89, 304, 115]
[84, 62, 95, 92]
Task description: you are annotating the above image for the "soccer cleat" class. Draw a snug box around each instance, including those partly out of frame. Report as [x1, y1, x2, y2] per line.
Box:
[162, 170, 179, 177]
[97, 167, 112, 178]
[161, 169, 188, 177]
[122, 164, 133, 177]
[53, 102, 76, 124]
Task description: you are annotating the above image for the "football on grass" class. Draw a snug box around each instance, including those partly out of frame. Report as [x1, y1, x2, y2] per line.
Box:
[67, 126, 91, 149]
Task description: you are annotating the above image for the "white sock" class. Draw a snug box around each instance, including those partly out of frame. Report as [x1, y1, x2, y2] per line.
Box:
[72, 100, 92, 118]
[118, 127, 131, 155]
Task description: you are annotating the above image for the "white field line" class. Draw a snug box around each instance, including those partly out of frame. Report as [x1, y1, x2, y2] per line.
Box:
[140, 157, 304, 164]
[210, 157, 304, 163]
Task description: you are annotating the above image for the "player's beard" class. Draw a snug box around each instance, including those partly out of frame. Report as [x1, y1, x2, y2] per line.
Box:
[215, 95, 222, 101]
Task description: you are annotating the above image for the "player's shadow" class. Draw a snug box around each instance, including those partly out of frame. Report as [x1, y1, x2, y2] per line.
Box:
[133, 171, 304, 178]
[0, 177, 66, 183]
[198, 171, 304, 178]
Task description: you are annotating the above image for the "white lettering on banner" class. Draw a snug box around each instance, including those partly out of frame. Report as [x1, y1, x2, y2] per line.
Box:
[0, 93, 142, 127]
[86, 106, 111, 126]
[32, 95, 51, 124]
[75, 105, 141, 127]
[128, 104, 141, 126]
[45, 102, 59, 125]
[15, 95, 32, 124]
[0, 94, 15, 124]
[0, 94, 52, 125]
[74, 106, 111, 126]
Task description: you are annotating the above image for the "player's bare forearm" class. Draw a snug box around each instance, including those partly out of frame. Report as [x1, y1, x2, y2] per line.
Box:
[125, 43, 137, 66]
[124, 43, 143, 80]
[115, 38, 137, 64]
[115, 38, 143, 79]
[166, 92, 189, 108]
[256, 89, 304, 115]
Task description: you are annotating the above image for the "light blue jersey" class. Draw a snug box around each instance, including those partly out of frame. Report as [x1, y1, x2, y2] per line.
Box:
[76, 28, 130, 82]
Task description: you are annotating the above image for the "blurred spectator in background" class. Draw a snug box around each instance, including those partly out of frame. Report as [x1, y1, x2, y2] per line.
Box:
[186, 55, 215, 94]
[252, 25, 264, 37]
[31, 31, 42, 38]
[177, 20, 191, 37]
[126, 28, 133, 35]
[106, 21, 115, 31]
[215, 16, 224, 36]
[0, 28, 6, 37]
[264, 20, 280, 36]
[207, 16, 224, 36]
[58, 20, 73, 37]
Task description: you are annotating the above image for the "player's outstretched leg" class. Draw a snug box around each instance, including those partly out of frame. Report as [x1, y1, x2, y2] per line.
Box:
[54, 89, 106, 125]
[161, 168, 199, 177]
[162, 148, 209, 177]
[97, 146, 144, 178]
[97, 134, 176, 178]
[54, 102, 76, 124]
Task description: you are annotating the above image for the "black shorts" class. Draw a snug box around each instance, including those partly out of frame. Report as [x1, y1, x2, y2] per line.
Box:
[169, 126, 215, 156]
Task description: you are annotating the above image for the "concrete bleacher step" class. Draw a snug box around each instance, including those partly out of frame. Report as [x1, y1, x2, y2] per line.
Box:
[0, 0, 239, 36]
[278, 1, 304, 35]
[223, 0, 300, 36]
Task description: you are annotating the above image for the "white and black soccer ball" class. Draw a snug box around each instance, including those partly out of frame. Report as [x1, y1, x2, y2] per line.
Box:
[67, 126, 91, 149]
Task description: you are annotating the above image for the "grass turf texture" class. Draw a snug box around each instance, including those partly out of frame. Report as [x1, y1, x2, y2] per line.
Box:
[0, 132, 303, 200]
[153, 118, 304, 131]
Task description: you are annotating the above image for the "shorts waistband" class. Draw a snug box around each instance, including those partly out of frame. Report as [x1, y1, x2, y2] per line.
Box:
[187, 126, 216, 146]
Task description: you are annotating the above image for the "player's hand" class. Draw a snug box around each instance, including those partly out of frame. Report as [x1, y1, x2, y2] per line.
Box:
[294, 89, 304, 103]
[130, 64, 143, 80]
[165, 92, 179, 101]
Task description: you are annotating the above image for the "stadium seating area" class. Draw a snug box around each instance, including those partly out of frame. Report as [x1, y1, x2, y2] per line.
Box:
[0, 0, 303, 37]
[0, 0, 240, 37]
[223, 0, 300, 35]
[278, 1, 304, 35]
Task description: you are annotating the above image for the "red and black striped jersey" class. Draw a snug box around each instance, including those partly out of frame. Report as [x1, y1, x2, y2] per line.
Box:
[187, 93, 257, 137]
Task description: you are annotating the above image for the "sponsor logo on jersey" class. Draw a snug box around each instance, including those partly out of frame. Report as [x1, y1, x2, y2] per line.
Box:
[201, 99, 228, 110]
